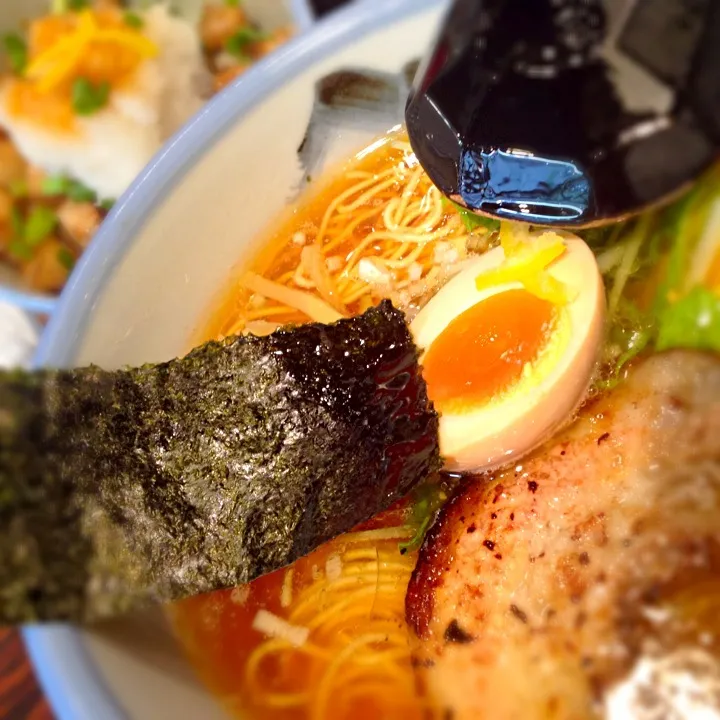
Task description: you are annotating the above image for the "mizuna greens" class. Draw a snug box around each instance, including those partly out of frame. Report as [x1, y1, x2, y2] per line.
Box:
[583, 164, 720, 389]
[0, 302, 440, 624]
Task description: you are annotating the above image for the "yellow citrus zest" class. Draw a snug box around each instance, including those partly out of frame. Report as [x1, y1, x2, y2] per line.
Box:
[25, 10, 158, 94]
[475, 223, 574, 305]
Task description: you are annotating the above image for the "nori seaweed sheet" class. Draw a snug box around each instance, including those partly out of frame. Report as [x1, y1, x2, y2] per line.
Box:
[0, 301, 440, 624]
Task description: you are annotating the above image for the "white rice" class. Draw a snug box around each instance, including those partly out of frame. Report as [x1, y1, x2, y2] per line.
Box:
[0, 4, 210, 200]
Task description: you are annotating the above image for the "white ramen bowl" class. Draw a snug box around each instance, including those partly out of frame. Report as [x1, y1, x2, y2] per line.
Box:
[25, 1, 448, 718]
[0, 0, 295, 315]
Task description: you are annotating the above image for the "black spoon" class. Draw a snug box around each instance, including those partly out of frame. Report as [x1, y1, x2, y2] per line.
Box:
[406, 0, 720, 228]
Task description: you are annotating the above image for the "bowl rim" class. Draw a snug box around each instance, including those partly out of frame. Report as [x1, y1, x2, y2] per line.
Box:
[23, 0, 443, 718]
[0, 285, 56, 315]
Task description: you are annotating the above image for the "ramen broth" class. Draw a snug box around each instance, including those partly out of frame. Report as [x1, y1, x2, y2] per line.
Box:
[170, 504, 434, 720]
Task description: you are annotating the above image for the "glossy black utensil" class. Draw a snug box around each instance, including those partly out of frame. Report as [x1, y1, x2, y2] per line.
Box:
[406, 0, 720, 228]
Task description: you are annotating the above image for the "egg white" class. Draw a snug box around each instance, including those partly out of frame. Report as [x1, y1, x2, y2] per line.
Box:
[411, 236, 606, 474]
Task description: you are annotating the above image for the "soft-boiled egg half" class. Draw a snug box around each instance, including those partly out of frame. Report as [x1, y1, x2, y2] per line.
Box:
[411, 225, 605, 473]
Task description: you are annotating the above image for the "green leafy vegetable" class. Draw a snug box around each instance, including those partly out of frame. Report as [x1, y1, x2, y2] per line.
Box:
[657, 286, 720, 352]
[71, 78, 111, 116]
[3, 33, 27, 75]
[596, 297, 655, 391]
[641, 165, 720, 354]
[0, 302, 440, 623]
[25, 206, 58, 247]
[41, 175, 97, 203]
[99, 198, 116, 212]
[57, 247, 76, 271]
[123, 11, 144, 29]
[587, 214, 664, 389]
[606, 216, 657, 315]
[653, 166, 720, 317]
[225, 26, 267, 58]
[399, 481, 451, 554]
[225, 0, 242, 7]
[592, 163, 720, 369]
[41, 175, 69, 197]
[594, 168, 720, 365]
[66, 179, 97, 203]
[6, 206, 57, 262]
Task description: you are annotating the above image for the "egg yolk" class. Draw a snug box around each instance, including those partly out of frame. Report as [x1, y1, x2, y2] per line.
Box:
[422, 289, 557, 412]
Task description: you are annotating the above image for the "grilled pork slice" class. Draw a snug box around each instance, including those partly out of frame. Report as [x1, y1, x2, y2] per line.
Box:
[407, 351, 720, 720]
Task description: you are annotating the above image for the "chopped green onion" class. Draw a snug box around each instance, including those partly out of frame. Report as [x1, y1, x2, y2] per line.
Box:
[399, 514, 432, 555]
[25, 206, 58, 247]
[41, 175, 70, 197]
[123, 11, 144, 30]
[66, 179, 97, 203]
[3, 33, 28, 75]
[225, 27, 267, 58]
[5, 205, 56, 262]
[459, 209, 500, 233]
[71, 78, 111, 116]
[57, 247, 76, 271]
[443, 197, 500, 233]
[41, 174, 97, 203]
[224, 0, 242, 7]
[399, 482, 449, 554]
